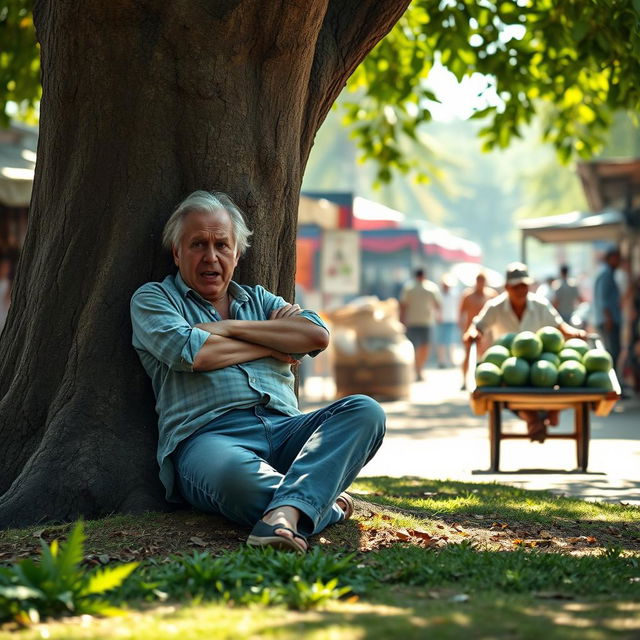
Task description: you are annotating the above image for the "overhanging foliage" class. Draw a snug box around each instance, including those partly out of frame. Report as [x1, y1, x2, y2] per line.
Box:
[2, 1, 640, 179]
[346, 0, 640, 181]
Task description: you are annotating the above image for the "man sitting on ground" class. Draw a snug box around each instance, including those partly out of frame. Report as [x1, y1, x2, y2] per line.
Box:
[131, 190, 386, 552]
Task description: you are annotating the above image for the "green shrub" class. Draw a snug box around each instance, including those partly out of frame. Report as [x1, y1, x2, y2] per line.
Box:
[0, 521, 138, 624]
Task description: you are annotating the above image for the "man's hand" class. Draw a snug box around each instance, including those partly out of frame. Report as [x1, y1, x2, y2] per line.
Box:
[559, 323, 587, 340]
[270, 349, 301, 365]
[270, 303, 302, 320]
[463, 325, 480, 346]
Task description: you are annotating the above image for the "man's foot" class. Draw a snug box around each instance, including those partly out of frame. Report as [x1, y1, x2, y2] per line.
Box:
[527, 419, 547, 443]
[248, 506, 308, 553]
[247, 521, 307, 553]
[336, 492, 354, 520]
[517, 410, 547, 443]
[545, 410, 560, 426]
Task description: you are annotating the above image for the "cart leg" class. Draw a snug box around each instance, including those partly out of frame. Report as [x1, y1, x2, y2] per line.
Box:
[575, 403, 583, 470]
[489, 401, 502, 472]
[579, 402, 590, 472]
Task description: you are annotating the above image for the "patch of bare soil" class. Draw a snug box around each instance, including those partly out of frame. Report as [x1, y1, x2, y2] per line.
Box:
[350, 499, 640, 556]
[0, 498, 637, 566]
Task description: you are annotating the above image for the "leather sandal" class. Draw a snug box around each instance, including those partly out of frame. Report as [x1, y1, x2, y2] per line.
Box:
[336, 492, 354, 520]
[247, 520, 307, 553]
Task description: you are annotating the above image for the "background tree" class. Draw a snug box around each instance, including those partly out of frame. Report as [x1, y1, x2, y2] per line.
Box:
[0, 0, 410, 527]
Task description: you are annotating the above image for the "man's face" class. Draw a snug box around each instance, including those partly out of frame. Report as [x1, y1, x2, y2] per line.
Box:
[506, 282, 529, 305]
[173, 208, 239, 303]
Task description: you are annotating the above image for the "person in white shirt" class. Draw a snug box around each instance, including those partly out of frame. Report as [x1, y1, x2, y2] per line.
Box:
[399, 268, 441, 380]
[464, 262, 586, 442]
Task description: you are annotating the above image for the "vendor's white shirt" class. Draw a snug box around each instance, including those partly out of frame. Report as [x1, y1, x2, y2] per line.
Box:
[473, 291, 562, 341]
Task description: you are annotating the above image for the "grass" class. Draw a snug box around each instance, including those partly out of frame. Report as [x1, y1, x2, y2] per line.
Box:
[353, 476, 640, 525]
[0, 476, 639, 639]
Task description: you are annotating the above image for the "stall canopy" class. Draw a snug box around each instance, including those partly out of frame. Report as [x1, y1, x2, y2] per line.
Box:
[577, 159, 640, 213]
[518, 209, 626, 244]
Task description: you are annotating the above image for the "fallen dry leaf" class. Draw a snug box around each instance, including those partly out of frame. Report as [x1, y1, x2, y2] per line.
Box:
[407, 528, 433, 542]
[567, 536, 597, 545]
[514, 539, 553, 548]
[189, 536, 206, 547]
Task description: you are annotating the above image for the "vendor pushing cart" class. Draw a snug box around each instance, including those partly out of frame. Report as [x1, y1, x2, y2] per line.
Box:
[463, 262, 588, 442]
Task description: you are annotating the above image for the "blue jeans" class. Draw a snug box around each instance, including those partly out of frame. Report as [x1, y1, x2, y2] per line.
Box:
[172, 394, 386, 536]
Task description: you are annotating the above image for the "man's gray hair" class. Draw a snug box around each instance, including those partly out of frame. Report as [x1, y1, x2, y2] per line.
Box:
[162, 190, 253, 256]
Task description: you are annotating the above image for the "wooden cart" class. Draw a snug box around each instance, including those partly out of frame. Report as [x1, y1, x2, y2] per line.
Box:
[468, 340, 621, 472]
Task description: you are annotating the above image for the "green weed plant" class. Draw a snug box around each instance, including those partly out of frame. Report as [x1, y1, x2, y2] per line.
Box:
[0, 522, 138, 625]
[116, 547, 361, 610]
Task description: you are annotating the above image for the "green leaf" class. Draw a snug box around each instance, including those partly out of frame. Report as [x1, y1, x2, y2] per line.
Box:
[80, 563, 139, 597]
[0, 585, 44, 601]
[571, 21, 589, 42]
[57, 522, 86, 579]
[12, 560, 45, 589]
[56, 590, 75, 611]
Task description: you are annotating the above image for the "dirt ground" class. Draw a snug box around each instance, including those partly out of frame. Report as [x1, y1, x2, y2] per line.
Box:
[0, 497, 637, 567]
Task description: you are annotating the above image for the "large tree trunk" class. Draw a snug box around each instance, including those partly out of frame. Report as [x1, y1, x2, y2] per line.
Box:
[0, 0, 409, 527]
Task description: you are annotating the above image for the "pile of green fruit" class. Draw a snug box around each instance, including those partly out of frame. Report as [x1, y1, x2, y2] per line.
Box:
[475, 326, 615, 390]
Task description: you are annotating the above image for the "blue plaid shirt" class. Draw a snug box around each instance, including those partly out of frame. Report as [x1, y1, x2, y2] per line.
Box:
[130, 273, 328, 502]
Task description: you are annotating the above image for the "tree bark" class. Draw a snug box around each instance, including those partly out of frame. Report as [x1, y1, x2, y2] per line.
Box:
[0, 0, 409, 527]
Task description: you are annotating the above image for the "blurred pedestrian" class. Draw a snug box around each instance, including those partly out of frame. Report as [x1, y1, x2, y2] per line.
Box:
[399, 267, 441, 381]
[552, 264, 583, 324]
[536, 275, 555, 301]
[593, 246, 622, 373]
[458, 271, 497, 390]
[436, 274, 459, 369]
